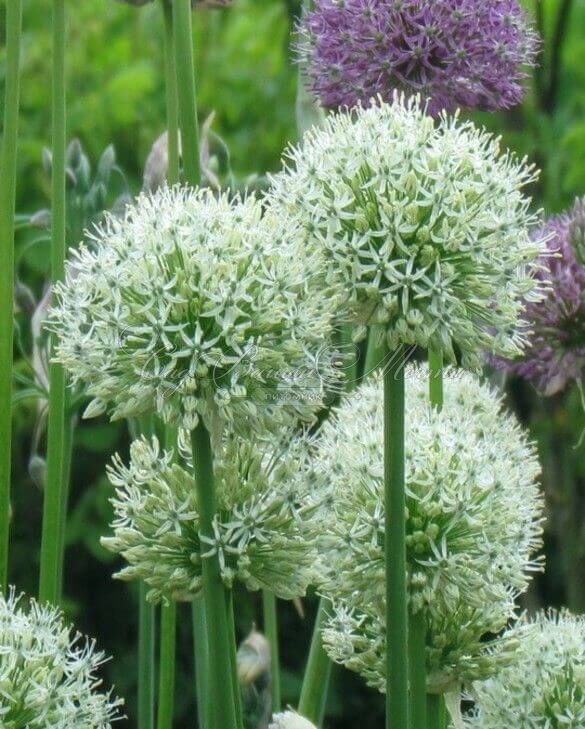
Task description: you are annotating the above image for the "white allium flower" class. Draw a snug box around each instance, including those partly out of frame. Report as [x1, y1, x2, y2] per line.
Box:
[267, 96, 547, 368]
[0, 589, 123, 728]
[464, 611, 585, 728]
[49, 187, 341, 433]
[269, 711, 317, 729]
[101, 429, 317, 601]
[310, 365, 544, 692]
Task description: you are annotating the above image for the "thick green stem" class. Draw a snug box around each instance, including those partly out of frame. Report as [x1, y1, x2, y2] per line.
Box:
[191, 422, 239, 729]
[364, 325, 385, 376]
[161, 0, 180, 185]
[409, 611, 427, 729]
[157, 602, 177, 729]
[262, 590, 281, 713]
[227, 590, 244, 729]
[0, 0, 23, 592]
[193, 599, 211, 729]
[428, 349, 443, 409]
[173, 0, 200, 186]
[298, 598, 333, 726]
[427, 694, 447, 729]
[384, 346, 408, 729]
[138, 583, 156, 729]
[39, 0, 68, 607]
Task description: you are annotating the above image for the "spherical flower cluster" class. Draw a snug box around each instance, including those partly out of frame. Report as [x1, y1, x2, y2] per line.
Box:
[49, 187, 341, 435]
[0, 589, 122, 728]
[297, 0, 538, 115]
[101, 430, 317, 601]
[495, 197, 585, 395]
[267, 97, 545, 369]
[309, 365, 543, 692]
[464, 611, 585, 728]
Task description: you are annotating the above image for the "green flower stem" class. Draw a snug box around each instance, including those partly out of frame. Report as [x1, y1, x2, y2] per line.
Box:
[193, 600, 211, 729]
[364, 325, 385, 377]
[138, 583, 156, 729]
[227, 590, 244, 729]
[409, 611, 427, 729]
[170, 9, 215, 727]
[39, 0, 68, 607]
[161, 0, 180, 185]
[173, 0, 200, 186]
[298, 598, 333, 726]
[191, 421, 239, 729]
[427, 694, 447, 729]
[157, 422, 178, 729]
[412, 349, 444, 729]
[157, 602, 177, 729]
[429, 349, 444, 409]
[0, 0, 23, 592]
[55, 411, 74, 589]
[131, 417, 157, 729]
[384, 345, 408, 729]
[262, 590, 281, 713]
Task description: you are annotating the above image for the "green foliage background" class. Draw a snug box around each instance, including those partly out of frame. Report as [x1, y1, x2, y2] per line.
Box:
[1, 0, 585, 726]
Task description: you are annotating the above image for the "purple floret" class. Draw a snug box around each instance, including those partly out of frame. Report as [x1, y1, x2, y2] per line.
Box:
[298, 0, 539, 115]
[495, 198, 585, 396]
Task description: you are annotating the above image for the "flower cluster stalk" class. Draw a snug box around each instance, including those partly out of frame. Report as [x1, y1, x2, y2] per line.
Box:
[161, 0, 180, 184]
[39, 0, 69, 607]
[227, 591, 244, 729]
[298, 599, 333, 725]
[191, 422, 239, 729]
[138, 583, 156, 729]
[157, 602, 176, 729]
[384, 347, 408, 729]
[409, 612, 427, 729]
[155, 7, 180, 726]
[156, 422, 179, 729]
[263, 591, 281, 713]
[193, 600, 211, 729]
[421, 348, 446, 729]
[173, 0, 200, 184]
[0, 0, 23, 592]
[427, 694, 447, 729]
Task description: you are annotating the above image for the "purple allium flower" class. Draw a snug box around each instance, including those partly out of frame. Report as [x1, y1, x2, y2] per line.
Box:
[495, 197, 585, 396]
[297, 0, 538, 115]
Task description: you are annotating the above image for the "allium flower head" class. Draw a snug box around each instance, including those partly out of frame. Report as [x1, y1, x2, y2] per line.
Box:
[298, 0, 538, 115]
[50, 187, 341, 434]
[0, 589, 123, 728]
[464, 610, 585, 728]
[310, 365, 543, 692]
[101, 429, 317, 601]
[268, 97, 545, 369]
[495, 197, 585, 395]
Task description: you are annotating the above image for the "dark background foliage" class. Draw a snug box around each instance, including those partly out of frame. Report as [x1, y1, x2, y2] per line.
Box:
[1, 0, 585, 726]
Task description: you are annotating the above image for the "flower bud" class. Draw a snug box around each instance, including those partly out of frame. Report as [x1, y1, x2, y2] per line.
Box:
[269, 712, 317, 729]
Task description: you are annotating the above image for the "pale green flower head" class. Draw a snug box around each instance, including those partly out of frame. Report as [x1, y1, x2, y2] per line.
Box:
[0, 589, 123, 728]
[464, 610, 585, 728]
[267, 95, 547, 368]
[101, 428, 317, 601]
[49, 187, 341, 435]
[310, 365, 544, 692]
